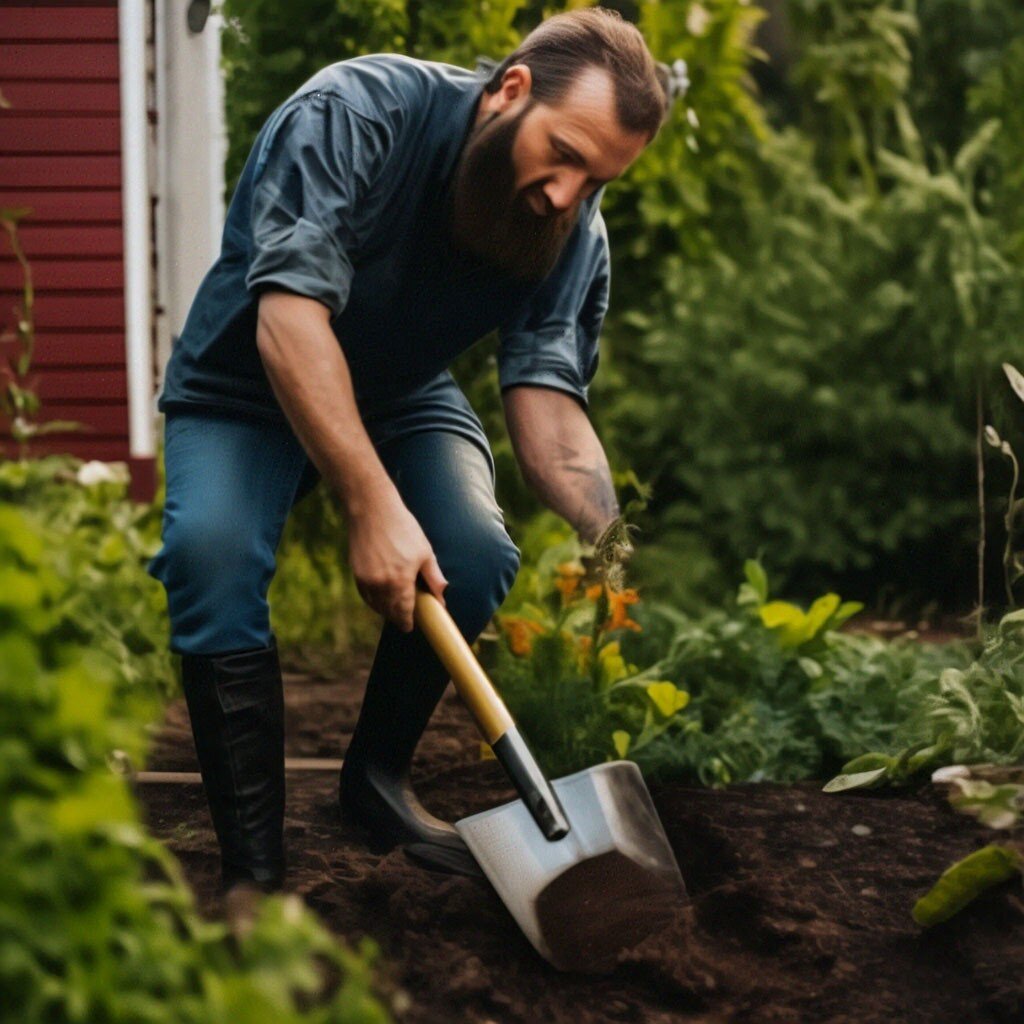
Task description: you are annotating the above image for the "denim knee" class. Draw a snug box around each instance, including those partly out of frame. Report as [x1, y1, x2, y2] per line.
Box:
[437, 522, 520, 639]
[149, 506, 275, 655]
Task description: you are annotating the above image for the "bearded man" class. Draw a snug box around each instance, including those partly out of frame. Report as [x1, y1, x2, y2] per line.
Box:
[149, 7, 668, 920]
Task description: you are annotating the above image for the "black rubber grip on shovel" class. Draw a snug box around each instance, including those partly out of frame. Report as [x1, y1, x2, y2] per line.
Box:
[491, 728, 570, 841]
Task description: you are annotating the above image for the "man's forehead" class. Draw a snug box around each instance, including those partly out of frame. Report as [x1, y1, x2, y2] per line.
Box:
[532, 66, 647, 174]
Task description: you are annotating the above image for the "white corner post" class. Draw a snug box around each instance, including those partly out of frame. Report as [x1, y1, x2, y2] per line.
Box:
[118, 0, 156, 495]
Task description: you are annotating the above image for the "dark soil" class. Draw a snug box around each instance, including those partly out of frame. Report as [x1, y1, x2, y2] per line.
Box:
[138, 654, 1024, 1024]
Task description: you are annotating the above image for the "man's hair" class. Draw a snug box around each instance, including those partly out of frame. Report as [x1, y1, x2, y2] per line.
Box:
[483, 7, 670, 143]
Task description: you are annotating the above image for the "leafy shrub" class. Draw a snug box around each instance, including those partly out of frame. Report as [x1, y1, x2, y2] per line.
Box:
[0, 492, 391, 1022]
[489, 551, 977, 786]
[0, 456, 176, 698]
[827, 607, 1024, 789]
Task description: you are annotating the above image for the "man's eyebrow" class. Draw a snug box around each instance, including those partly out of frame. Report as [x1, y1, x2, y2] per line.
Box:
[552, 134, 613, 185]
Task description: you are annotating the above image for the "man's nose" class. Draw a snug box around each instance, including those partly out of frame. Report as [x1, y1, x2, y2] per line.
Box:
[542, 169, 588, 212]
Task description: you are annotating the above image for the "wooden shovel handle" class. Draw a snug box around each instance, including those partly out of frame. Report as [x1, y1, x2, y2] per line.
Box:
[414, 588, 514, 746]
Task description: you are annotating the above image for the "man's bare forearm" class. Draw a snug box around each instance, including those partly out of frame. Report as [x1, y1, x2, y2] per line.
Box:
[255, 291, 393, 515]
[255, 290, 448, 624]
[502, 385, 618, 544]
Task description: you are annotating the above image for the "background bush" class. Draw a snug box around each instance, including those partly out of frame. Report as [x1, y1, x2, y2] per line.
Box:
[216, 0, 1024, 625]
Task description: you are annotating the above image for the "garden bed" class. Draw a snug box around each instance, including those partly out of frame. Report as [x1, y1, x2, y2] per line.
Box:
[138, 658, 1024, 1023]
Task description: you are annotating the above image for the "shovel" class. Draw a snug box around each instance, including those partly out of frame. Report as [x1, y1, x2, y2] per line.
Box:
[415, 587, 687, 973]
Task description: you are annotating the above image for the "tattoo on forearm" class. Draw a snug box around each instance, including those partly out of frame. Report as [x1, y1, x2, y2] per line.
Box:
[530, 442, 619, 543]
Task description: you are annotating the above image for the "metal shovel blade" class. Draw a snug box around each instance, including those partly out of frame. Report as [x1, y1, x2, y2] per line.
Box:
[455, 760, 686, 972]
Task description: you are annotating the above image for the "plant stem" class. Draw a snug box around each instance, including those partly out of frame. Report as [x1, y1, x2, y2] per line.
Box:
[1004, 447, 1020, 608]
[976, 381, 986, 642]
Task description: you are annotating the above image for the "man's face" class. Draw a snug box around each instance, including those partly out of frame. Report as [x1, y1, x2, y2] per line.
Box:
[447, 65, 649, 283]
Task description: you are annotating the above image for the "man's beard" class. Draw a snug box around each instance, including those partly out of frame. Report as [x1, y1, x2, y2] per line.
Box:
[446, 101, 581, 283]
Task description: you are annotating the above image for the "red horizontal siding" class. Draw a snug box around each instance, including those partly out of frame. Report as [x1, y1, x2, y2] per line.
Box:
[34, 368, 127, 402]
[27, 439, 130, 462]
[0, 8, 118, 42]
[0, 191, 122, 224]
[46, 295, 125, 331]
[12, 226, 123, 258]
[36, 403, 129, 437]
[3, 42, 120, 80]
[1, 4, 137, 471]
[0, 81, 121, 114]
[0, 156, 122, 188]
[9, 294, 125, 330]
[32, 331, 126, 368]
[0, 259, 123, 290]
[3, 116, 121, 153]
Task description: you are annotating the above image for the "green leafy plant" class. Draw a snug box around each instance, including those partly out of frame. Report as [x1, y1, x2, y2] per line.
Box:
[911, 762, 1024, 927]
[984, 362, 1024, 606]
[0, 208, 80, 456]
[0, 496, 392, 1023]
[825, 608, 1024, 790]
[491, 552, 982, 787]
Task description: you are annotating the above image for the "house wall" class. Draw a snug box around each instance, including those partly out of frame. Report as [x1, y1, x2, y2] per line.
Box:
[0, 3, 134, 462]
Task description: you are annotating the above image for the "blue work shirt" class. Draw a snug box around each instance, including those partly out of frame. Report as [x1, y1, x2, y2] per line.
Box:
[158, 53, 611, 423]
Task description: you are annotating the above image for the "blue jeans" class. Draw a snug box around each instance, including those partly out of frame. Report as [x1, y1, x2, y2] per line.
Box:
[149, 370, 520, 656]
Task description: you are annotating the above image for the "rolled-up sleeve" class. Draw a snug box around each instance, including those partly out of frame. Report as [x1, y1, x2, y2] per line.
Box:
[497, 200, 610, 410]
[245, 92, 392, 318]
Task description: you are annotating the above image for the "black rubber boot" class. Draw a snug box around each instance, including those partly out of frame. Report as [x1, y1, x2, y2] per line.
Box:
[180, 640, 286, 894]
[339, 622, 483, 878]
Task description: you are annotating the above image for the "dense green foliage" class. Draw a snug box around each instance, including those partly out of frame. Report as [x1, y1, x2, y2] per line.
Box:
[595, 0, 1024, 610]
[216, 0, 1024, 619]
[487, 539, 997, 785]
[0, 464, 390, 1022]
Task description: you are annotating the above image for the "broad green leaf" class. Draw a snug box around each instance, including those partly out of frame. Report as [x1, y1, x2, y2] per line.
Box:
[840, 753, 898, 774]
[743, 559, 768, 604]
[646, 682, 690, 717]
[912, 845, 1023, 927]
[759, 601, 800, 629]
[597, 641, 630, 686]
[0, 506, 44, 564]
[803, 593, 841, 639]
[612, 731, 631, 758]
[0, 567, 43, 610]
[822, 766, 890, 792]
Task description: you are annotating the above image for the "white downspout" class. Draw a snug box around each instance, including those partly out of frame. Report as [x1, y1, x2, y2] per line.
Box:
[205, 10, 227, 248]
[118, 0, 155, 464]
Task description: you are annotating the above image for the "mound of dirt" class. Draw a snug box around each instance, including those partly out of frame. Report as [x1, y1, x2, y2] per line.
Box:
[138, 658, 1024, 1023]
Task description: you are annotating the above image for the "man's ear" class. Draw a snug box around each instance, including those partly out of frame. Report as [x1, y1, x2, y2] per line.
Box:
[497, 63, 533, 106]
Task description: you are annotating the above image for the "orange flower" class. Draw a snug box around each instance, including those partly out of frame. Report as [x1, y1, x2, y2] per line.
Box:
[501, 616, 545, 656]
[607, 587, 642, 632]
[585, 583, 604, 601]
[554, 562, 584, 604]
